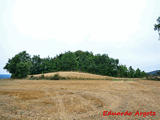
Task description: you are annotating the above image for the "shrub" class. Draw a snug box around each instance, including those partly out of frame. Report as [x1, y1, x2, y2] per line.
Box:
[29, 75, 38, 80]
[29, 74, 66, 80]
[40, 74, 45, 79]
[50, 74, 61, 80]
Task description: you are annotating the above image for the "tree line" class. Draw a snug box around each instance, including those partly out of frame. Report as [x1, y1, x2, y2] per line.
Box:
[4, 51, 146, 78]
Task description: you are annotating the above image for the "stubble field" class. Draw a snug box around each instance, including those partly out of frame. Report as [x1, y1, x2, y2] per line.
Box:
[0, 77, 160, 120]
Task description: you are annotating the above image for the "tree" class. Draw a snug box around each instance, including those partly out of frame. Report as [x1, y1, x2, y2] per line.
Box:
[75, 51, 94, 72]
[55, 51, 78, 71]
[40, 57, 54, 73]
[128, 66, 135, 78]
[30, 55, 42, 74]
[4, 51, 32, 78]
[118, 65, 128, 77]
[154, 17, 160, 40]
[4, 50, 146, 78]
[135, 68, 141, 78]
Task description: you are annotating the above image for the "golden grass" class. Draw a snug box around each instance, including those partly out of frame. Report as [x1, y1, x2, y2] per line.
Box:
[0, 90, 45, 100]
[0, 79, 160, 120]
[80, 94, 105, 108]
[29, 71, 114, 80]
[41, 99, 56, 106]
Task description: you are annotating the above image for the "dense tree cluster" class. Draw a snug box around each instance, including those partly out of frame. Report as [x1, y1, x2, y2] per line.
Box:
[4, 51, 146, 78]
[4, 51, 32, 78]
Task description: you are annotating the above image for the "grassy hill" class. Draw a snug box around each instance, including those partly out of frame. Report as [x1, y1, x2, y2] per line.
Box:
[29, 71, 115, 80]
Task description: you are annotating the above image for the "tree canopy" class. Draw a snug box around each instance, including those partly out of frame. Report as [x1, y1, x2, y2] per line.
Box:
[154, 16, 160, 40]
[4, 51, 32, 78]
[4, 50, 146, 78]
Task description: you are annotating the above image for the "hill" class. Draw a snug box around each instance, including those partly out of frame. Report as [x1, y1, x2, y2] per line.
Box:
[147, 70, 160, 75]
[29, 71, 115, 80]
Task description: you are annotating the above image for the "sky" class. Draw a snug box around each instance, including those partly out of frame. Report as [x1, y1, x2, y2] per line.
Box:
[0, 0, 160, 74]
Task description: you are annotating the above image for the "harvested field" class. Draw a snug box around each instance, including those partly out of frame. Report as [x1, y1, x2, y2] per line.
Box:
[0, 79, 160, 120]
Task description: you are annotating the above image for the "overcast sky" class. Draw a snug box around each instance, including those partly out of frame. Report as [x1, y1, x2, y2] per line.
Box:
[0, 0, 160, 74]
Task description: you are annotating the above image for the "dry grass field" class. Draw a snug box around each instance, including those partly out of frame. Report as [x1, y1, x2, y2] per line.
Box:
[0, 72, 160, 120]
[29, 71, 114, 80]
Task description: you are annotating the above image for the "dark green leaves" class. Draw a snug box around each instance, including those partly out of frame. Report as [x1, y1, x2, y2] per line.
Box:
[4, 51, 32, 78]
[4, 50, 146, 78]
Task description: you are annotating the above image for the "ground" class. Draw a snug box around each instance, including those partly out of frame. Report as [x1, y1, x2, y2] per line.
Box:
[0, 79, 160, 120]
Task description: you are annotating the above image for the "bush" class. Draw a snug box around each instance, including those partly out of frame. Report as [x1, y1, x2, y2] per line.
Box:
[29, 74, 66, 80]
[40, 74, 45, 79]
[29, 75, 37, 80]
[50, 74, 61, 80]
[30, 75, 34, 79]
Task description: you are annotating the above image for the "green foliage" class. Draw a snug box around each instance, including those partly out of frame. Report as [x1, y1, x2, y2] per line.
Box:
[30, 55, 42, 74]
[4, 50, 147, 79]
[4, 51, 32, 78]
[49, 74, 62, 80]
[117, 65, 128, 77]
[55, 51, 78, 71]
[128, 66, 135, 78]
[29, 74, 65, 80]
[154, 16, 160, 39]
[40, 74, 45, 79]
[154, 17, 160, 31]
